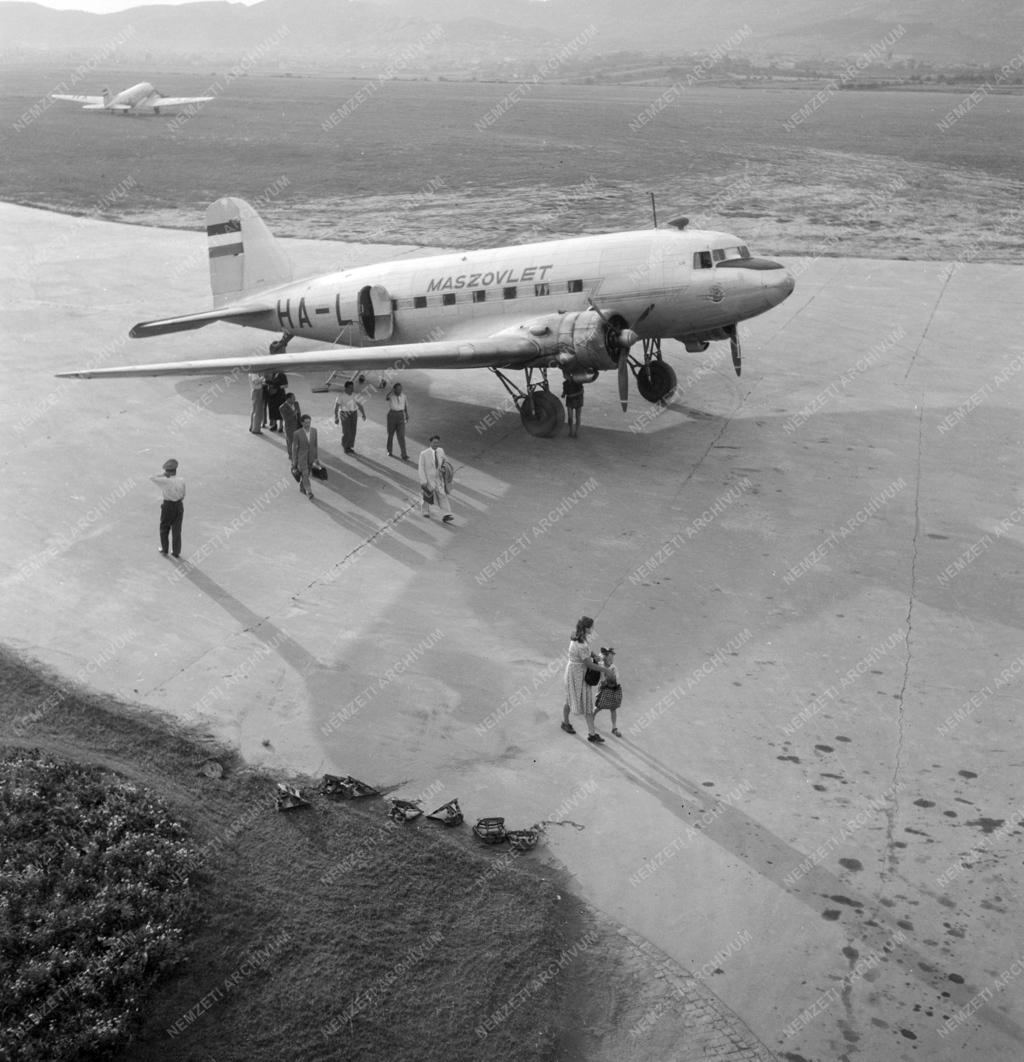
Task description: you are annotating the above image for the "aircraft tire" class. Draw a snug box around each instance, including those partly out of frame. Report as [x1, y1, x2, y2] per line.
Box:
[520, 390, 563, 438]
[636, 361, 677, 404]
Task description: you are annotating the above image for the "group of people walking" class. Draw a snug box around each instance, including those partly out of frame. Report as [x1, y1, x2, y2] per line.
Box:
[152, 377, 459, 553]
[561, 616, 622, 743]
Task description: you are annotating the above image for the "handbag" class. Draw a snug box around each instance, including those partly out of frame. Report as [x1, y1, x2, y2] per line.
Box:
[421, 485, 435, 505]
[584, 667, 601, 686]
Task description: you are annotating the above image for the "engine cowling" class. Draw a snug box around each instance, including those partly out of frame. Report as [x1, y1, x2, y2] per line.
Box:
[519, 311, 625, 374]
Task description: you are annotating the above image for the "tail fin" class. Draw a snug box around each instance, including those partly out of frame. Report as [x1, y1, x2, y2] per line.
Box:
[101, 87, 110, 106]
[206, 197, 292, 307]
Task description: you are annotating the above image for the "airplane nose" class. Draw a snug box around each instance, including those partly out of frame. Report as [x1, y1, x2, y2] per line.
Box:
[765, 265, 795, 306]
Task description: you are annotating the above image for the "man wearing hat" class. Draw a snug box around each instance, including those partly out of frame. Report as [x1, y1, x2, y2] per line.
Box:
[151, 459, 186, 557]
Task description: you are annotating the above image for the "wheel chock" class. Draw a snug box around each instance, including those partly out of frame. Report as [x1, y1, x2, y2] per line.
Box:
[275, 782, 311, 812]
[388, 798, 423, 822]
[426, 798, 463, 827]
[472, 817, 507, 844]
[320, 774, 380, 799]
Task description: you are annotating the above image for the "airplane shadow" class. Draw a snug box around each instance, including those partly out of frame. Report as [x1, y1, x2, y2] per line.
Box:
[245, 433, 454, 567]
[595, 736, 1024, 1045]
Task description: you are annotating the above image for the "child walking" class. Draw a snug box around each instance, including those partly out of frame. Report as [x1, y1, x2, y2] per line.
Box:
[594, 647, 623, 736]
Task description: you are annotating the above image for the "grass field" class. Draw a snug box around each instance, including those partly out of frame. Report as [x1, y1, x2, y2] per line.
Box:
[2, 65, 1022, 260]
[0, 647, 587, 1062]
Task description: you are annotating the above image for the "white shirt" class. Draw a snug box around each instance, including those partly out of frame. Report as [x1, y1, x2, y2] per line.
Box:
[151, 475, 186, 501]
[386, 392, 408, 413]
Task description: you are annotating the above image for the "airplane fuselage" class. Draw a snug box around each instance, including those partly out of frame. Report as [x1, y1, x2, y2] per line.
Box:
[226, 227, 793, 350]
[111, 82, 159, 109]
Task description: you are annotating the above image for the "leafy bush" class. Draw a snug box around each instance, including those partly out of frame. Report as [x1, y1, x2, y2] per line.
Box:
[0, 748, 197, 1061]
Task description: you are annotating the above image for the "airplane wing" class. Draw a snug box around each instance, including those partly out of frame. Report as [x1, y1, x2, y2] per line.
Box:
[56, 335, 546, 380]
[51, 94, 105, 105]
[150, 96, 215, 108]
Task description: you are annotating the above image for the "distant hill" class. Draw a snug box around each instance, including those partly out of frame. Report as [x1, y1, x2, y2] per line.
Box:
[1, 0, 1020, 71]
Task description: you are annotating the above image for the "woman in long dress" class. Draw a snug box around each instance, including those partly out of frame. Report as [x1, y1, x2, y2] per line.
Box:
[561, 615, 611, 743]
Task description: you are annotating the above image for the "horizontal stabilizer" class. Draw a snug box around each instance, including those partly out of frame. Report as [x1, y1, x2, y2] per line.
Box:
[129, 305, 271, 338]
[56, 337, 543, 380]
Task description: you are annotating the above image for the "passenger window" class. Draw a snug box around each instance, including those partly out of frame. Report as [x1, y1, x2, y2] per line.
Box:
[567, 279, 582, 293]
[413, 296, 427, 309]
[503, 287, 517, 300]
[534, 283, 550, 296]
[472, 290, 486, 303]
[442, 293, 455, 306]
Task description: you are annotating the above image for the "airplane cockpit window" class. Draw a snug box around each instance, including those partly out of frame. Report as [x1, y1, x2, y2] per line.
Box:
[720, 246, 750, 261]
[712, 248, 725, 262]
[693, 251, 713, 269]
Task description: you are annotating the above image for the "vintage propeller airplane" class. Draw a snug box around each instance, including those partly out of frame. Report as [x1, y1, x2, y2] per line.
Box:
[51, 82, 213, 115]
[58, 197, 795, 436]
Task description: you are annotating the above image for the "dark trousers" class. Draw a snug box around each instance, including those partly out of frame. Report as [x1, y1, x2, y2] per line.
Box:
[160, 500, 184, 556]
[340, 412, 358, 451]
[386, 411, 407, 458]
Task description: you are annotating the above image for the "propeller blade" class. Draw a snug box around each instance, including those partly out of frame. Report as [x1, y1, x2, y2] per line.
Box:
[587, 297, 614, 327]
[618, 353, 629, 412]
[730, 328, 742, 377]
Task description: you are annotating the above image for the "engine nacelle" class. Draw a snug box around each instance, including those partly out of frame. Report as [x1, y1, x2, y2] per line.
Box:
[518, 311, 622, 374]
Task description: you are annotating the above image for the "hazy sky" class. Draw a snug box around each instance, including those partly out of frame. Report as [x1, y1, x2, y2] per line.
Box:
[33, 0, 260, 12]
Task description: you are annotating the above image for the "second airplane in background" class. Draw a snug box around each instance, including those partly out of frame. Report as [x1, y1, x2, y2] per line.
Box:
[51, 82, 213, 115]
[59, 197, 795, 436]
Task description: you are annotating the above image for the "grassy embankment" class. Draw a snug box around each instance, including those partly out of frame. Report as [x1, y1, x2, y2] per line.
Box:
[0, 646, 579, 1062]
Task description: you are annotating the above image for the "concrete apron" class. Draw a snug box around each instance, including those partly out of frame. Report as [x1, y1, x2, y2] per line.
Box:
[2, 204, 1022, 1060]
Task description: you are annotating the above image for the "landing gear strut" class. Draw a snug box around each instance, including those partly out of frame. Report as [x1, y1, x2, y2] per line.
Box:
[491, 367, 566, 438]
[633, 338, 677, 404]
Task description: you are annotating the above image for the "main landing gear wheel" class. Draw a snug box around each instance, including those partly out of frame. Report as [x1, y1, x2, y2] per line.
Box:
[519, 390, 565, 438]
[636, 360, 677, 404]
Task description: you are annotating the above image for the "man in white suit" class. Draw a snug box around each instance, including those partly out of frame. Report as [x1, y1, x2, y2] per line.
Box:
[418, 435, 453, 523]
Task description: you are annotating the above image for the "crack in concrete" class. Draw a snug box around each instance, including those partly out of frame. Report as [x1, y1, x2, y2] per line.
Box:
[295, 499, 420, 598]
[883, 403, 924, 880]
[904, 268, 952, 380]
